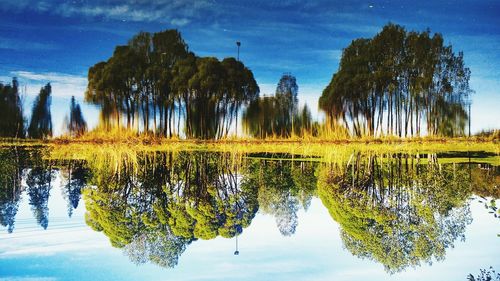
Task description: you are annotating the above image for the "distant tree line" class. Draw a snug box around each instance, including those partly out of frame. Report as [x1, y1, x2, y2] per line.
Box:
[243, 74, 316, 138]
[319, 23, 472, 137]
[85, 29, 259, 139]
[0, 79, 85, 139]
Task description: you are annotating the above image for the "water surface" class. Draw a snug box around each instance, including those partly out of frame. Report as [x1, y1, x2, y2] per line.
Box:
[0, 147, 498, 280]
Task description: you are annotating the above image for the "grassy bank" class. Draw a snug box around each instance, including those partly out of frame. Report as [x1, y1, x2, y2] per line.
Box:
[1, 135, 498, 166]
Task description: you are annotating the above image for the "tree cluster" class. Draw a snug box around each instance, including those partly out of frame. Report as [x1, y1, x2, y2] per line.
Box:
[86, 29, 259, 139]
[319, 23, 472, 137]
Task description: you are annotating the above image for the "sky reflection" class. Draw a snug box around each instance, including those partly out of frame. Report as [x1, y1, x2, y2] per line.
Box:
[0, 171, 498, 281]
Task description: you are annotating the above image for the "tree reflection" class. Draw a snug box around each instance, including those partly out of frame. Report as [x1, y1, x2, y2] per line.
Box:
[81, 151, 318, 267]
[60, 160, 89, 217]
[0, 146, 495, 271]
[0, 146, 55, 232]
[318, 153, 473, 273]
[242, 157, 317, 236]
[0, 147, 26, 233]
[26, 150, 55, 230]
[83, 151, 260, 267]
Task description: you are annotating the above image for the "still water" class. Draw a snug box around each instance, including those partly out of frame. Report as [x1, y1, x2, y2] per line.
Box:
[0, 147, 498, 280]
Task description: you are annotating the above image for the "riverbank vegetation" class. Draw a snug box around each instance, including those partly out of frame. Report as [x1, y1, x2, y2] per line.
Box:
[0, 23, 495, 142]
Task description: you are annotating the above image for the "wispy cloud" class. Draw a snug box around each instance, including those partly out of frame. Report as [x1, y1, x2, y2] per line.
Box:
[171, 18, 191, 26]
[3, 0, 214, 24]
[0, 38, 59, 51]
[11, 71, 87, 99]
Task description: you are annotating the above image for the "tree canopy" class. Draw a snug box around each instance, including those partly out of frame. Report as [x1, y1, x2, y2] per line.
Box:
[319, 23, 472, 137]
[85, 29, 259, 139]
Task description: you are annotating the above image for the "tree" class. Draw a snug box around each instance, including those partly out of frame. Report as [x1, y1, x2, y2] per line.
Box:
[67, 96, 87, 137]
[242, 157, 317, 236]
[82, 150, 260, 267]
[61, 160, 88, 217]
[26, 164, 54, 230]
[468, 267, 500, 281]
[0, 78, 25, 138]
[28, 83, 53, 139]
[319, 23, 472, 137]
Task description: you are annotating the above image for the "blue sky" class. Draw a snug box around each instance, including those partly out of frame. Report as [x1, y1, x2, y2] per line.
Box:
[0, 0, 499, 134]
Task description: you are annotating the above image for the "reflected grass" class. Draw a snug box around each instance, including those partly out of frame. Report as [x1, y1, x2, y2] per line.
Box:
[1, 137, 498, 166]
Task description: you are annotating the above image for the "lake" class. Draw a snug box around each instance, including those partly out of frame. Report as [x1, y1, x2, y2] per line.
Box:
[0, 145, 498, 280]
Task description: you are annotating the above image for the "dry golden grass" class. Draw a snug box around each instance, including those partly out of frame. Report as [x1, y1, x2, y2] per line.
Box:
[2, 128, 499, 166]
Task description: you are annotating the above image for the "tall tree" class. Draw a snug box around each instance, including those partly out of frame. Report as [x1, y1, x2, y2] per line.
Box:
[0, 78, 25, 138]
[68, 96, 87, 137]
[0, 147, 25, 233]
[28, 83, 53, 139]
[26, 165, 54, 229]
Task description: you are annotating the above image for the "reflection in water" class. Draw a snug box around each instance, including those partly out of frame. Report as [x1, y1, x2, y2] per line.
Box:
[245, 158, 316, 236]
[0, 147, 498, 273]
[83, 152, 260, 267]
[0, 147, 25, 233]
[60, 160, 88, 217]
[0, 147, 89, 231]
[318, 153, 477, 273]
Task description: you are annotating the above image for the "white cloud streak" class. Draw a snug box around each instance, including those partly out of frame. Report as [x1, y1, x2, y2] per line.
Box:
[3, 0, 213, 24]
[0, 38, 59, 51]
[11, 71, 87, 99]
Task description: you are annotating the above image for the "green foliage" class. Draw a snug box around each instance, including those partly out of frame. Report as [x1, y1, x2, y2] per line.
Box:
[86, 29, 259, 139]
[82, 151, 260, 267]
[317, 153, 473, 273]
[319, 23, 472, 137]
